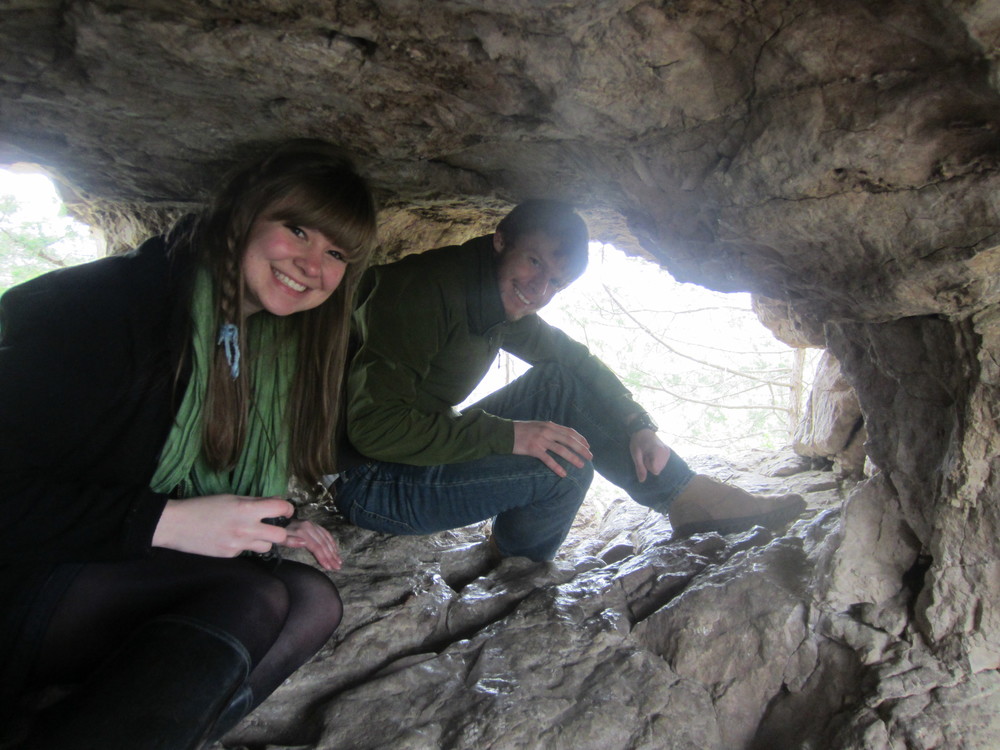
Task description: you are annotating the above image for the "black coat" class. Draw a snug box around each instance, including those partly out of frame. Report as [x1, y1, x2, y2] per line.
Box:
[0, 234, 192, 695]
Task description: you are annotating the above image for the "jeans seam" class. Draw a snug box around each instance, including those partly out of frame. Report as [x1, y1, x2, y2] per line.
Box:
[349, 501, 420, 535]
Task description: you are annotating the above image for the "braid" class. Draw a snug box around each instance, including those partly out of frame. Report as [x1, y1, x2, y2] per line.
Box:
[202, 238, 249, 470]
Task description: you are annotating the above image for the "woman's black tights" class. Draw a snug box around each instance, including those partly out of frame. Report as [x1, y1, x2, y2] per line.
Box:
[29, 549, 342, 719]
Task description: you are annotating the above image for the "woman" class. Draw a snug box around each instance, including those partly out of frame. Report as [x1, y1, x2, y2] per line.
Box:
[0, 140, 377, 749]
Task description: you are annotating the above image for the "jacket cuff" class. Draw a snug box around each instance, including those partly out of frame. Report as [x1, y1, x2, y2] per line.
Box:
[122, 488, 170, 557]
[492, 418, 517, 454]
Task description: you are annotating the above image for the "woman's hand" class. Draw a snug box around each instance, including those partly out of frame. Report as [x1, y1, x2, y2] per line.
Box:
[281, 520, 342, 571]
[512, 420, 593, 477]
[152, 495, 294, 558]
[629, 429, 671, 482]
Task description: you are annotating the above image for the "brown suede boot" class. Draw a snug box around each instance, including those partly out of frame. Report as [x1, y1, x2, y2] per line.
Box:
[668, 474, 806, 537]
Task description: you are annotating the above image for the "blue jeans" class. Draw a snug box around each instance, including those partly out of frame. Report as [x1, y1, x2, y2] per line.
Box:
[335, 363, 694, 560]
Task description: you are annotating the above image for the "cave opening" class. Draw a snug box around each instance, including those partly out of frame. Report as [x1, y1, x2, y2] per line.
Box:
[0, 166, 100, 293]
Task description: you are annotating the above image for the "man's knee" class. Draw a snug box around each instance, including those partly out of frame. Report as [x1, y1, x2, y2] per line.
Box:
[492, 460, 594, 561]
[562, 455, 595, 488]
[533, 457, 594, 517]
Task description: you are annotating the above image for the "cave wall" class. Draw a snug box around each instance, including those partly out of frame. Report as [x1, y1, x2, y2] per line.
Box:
[4, 1, 1000, 747]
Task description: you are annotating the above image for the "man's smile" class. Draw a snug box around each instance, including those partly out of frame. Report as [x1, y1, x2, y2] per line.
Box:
[513, 284, 532, 307]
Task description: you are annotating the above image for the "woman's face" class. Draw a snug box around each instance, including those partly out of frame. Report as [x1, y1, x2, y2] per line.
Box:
[241, 217, 348, 317]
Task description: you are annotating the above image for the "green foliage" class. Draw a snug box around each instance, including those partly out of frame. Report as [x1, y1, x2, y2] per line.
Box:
[536, 246, 821, 457]
[0, 189, 97, 297]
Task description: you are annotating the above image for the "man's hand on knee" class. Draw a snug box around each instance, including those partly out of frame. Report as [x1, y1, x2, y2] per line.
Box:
[512, 420, 593, 477]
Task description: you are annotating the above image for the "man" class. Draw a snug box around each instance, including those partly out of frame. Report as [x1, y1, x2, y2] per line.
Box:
[333, 200, 805, 561]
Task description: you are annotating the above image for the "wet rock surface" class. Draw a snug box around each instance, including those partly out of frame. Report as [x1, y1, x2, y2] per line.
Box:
[218, 449, 990, 750]
[214, 454, 864, 750]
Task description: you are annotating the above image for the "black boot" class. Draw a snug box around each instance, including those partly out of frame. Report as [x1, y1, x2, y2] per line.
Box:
[202, 683, 254, 745]
[21, 615, 251, 750]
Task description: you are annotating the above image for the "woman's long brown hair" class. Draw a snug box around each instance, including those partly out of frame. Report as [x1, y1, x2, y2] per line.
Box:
[182, 140, 377, 486]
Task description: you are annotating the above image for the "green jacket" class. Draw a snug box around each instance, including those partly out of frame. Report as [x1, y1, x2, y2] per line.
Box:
[346, 234, 642, 465]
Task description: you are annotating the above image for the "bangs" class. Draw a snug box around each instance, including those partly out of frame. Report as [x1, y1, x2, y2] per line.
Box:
[265, 180, 377, 263]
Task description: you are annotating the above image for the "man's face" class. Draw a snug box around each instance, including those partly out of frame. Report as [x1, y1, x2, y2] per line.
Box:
[494, 230, 577, 321]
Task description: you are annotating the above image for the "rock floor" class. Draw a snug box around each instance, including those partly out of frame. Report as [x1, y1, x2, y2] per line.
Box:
[219, 450, 852, 750]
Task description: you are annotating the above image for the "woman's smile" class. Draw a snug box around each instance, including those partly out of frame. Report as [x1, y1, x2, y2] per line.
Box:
[272, 267, 308, 293]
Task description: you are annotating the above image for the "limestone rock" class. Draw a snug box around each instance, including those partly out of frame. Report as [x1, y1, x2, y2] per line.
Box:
[632, 538, 812, 749]
[223, 454, 844, 750]
[815, 474, 920, 615]
[793, 352, 864, 464]
[756, 447, 816, 477]
[833, 423, 869, 479]
[2, 1, 1000, 323]
[752, 295, 825, 348]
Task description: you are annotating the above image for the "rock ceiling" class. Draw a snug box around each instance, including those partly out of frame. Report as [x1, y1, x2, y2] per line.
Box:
[4, 1, 999, 326]
[4, 1, 1000, 748]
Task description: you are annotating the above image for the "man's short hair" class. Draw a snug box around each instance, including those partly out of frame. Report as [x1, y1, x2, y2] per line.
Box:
[496, 199, 589, 279]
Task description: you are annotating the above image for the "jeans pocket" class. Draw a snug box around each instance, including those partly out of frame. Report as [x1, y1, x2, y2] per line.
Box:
[339, 464, 427, 535]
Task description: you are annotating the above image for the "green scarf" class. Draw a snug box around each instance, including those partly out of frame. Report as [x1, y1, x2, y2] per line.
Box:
[150, 268, 295, 498]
